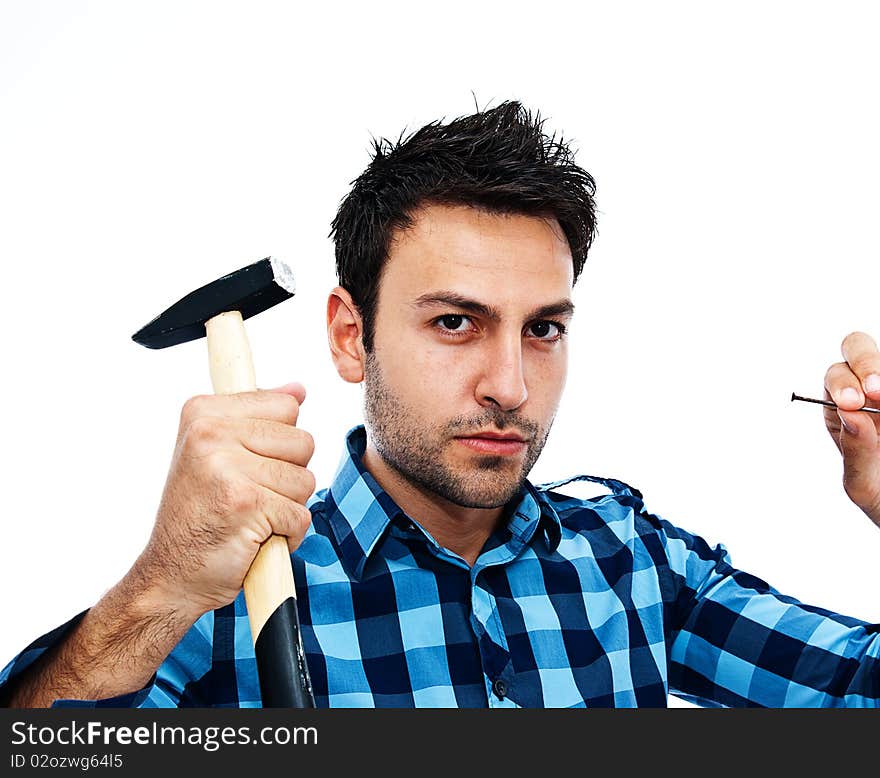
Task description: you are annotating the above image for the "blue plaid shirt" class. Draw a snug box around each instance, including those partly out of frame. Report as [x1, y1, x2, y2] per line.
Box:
[3, 425, 880, 707]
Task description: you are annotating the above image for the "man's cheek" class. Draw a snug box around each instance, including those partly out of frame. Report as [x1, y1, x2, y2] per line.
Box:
[418, 351, 471, 387]
[529, 360, 566, 399]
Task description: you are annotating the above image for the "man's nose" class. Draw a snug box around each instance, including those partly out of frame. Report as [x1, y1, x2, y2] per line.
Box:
[475, 334, 528, 412]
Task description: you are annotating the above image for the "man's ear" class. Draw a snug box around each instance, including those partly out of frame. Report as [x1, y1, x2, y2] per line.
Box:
[327, 286, 365, 383]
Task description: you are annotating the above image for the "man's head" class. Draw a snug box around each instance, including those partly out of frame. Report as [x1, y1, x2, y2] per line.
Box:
[327, 102, 597, 509]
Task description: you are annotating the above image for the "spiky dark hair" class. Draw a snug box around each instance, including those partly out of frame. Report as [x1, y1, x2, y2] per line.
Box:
[330, 101, 597, 351]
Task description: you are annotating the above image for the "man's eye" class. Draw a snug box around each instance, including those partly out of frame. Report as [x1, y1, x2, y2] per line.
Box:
[527, 321, 565, 340]
[436, 314, 472, 332]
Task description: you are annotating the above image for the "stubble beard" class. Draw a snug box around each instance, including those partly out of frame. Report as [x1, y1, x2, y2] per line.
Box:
[362, 351, 553, 509]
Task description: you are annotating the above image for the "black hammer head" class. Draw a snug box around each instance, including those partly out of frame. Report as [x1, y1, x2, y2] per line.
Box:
[132, 257, 296, 349]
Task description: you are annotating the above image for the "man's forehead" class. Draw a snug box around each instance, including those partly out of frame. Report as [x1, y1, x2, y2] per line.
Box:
[385, 203, 574, 292]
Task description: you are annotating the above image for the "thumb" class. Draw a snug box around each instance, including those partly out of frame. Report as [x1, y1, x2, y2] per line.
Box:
[836, 408, 880, 515]
[265, 381, 306, 405]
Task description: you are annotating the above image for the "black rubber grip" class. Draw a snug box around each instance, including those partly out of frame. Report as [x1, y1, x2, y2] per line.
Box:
[254, 596, 315, 708]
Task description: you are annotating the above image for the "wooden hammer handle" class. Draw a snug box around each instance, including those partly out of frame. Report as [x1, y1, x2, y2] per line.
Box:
[205, 310, 314, 707]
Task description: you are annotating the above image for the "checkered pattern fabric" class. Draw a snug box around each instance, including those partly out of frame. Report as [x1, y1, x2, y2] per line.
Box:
[3, 425, 880, 707]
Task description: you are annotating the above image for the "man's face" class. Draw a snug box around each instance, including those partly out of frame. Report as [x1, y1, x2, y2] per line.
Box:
[363, 203, 574, 509]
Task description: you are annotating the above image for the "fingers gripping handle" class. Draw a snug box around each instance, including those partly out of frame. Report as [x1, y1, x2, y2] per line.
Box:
[205, 311, 314, 708]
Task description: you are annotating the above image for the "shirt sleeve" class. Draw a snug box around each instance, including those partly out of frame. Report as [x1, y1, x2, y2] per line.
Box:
[637, 508, 880, 707]
[0, 608, 221, 708]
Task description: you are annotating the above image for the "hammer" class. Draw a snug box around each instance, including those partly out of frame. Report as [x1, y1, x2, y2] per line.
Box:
[132, 256, 314, 708]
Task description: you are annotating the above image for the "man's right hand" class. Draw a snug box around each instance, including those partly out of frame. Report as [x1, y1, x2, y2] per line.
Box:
[133, 382, 316, 621]
[2, 383, 316, 708]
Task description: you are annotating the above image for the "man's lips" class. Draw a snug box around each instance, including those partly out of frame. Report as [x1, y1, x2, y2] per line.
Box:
[454, 431, 528, 455]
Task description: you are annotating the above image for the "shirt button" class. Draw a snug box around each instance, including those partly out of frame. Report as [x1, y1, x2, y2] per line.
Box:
[492, 679, 508, 700]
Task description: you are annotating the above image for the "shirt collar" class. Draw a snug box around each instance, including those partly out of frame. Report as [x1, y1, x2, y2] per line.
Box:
[325, 425, 563, 580]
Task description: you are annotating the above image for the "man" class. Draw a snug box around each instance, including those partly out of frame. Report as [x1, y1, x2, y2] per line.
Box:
[2, 102, 879, 707]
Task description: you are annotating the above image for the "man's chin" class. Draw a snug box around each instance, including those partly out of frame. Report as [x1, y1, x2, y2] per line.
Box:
[439, 468, 527, 509]
[443, 492, 520, 510]
[471, 454, 507, 470]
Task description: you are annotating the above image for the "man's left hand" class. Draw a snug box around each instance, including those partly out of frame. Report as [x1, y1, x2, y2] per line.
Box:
[824, 331, 880, 525]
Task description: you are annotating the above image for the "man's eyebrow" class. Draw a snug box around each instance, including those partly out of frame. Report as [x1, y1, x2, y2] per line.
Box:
[411, 291, 575, 321]
[529, 300, 576, 320]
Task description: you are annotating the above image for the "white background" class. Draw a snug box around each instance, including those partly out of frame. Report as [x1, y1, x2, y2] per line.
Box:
[1, 1, 878, 708]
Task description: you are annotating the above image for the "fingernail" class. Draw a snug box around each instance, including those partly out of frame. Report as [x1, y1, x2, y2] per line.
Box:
[838, 410, 857, 435]
[865, 375, 880, 395]
[839, 387, 861, 406]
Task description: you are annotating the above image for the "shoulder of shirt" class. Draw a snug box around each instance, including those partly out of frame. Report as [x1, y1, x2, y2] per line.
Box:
[535, 474, 720, 556]
[535, 473, 645, 501]
[534, 473, 650, 523]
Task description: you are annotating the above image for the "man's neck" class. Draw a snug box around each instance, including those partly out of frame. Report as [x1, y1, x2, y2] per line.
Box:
[361, 443, 503, 567]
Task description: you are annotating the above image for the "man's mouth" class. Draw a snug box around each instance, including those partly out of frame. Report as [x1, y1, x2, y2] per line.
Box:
[454, 431, 528, 456]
